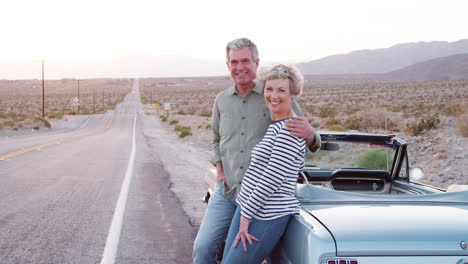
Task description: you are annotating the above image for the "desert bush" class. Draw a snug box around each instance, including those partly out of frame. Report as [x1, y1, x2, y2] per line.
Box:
[323, 119, 341, 126]
[3, 120, 16, 127]
[344, 116, 363, 130]
[34, 117, 52, 128]
[357, 108, 398, 130]
[357, 149, 393, 170]
[318, 106, 337, 118]
[176, 110, 186, 115]
[169, 120, 179, 125]
[179, 129, 193, 138]
[344, 107, 361, 115]
[160, 115, 167, 122]
[328, 124, 346, 132]
[175, 125, 192, 138]
[386, 104, 407, 113]
[205, 124, 211, 129]
[456, 113, 468, 137]
[439, 103, 465, 116]
[174, 125, 191, 132]
[404, 116, 440, 136]
[48, 112, 65, 119]
[14, 114, 27, 122]
[387, 120, 400, 132]
[32, 126, 40, 130]
[198, 110, 212, 118]
[140, 96, 149, 104]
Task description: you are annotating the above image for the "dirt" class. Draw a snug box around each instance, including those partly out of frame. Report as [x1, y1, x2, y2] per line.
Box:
[143, 104, 467, 193]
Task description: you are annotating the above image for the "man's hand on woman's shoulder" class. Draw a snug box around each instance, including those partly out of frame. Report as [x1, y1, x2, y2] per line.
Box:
[285, 116, 315, 145]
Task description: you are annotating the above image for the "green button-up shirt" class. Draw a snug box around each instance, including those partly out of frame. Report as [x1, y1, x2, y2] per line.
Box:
[210, 84, 320, 199]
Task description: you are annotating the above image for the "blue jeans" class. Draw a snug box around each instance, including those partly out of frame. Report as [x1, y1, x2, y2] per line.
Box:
[193, 182, 237, 264]
[222, 207, 292, 264]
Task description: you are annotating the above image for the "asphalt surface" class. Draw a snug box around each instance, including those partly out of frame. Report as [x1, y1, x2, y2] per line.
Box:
[0, 79, 195, 264]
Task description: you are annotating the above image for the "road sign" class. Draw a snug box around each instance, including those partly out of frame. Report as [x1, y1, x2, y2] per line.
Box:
[155, 103, 161, 108]
[72, 97, 79, 103]
[163, 103, 170, 110]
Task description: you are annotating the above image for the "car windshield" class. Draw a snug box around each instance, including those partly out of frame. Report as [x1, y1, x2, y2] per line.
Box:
[305, 141, 397, 172]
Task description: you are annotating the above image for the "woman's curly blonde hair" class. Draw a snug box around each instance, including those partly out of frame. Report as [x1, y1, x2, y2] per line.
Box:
[257, 64, 304, 96]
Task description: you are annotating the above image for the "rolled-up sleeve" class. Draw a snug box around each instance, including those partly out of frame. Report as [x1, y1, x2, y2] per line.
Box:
[291, 99, 320, 153]
[308, 131, 321, 152]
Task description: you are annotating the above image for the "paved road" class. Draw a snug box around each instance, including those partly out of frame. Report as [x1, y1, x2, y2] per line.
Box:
[0, 79, 195, 264]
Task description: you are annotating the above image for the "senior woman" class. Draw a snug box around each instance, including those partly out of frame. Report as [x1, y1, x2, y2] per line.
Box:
[222, 64, 307, 263]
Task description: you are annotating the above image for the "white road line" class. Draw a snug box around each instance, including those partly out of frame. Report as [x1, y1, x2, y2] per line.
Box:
[100, 111, 137, 264]
[78, 116, 91, 130]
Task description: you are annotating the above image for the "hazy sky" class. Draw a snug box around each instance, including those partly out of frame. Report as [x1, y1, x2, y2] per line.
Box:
[1, 0, 467, 63]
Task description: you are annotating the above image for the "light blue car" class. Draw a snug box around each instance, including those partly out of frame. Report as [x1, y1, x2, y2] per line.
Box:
[204, 132, 468, 264]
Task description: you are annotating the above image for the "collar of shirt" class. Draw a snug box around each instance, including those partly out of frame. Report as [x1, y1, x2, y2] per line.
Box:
[228, 83, 264, 96]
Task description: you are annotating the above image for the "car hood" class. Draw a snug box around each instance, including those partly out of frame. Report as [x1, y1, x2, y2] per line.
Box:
[303, 203, 468, 256]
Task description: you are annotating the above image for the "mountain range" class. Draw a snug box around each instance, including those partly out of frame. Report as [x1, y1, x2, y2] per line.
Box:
[297, 39, 468, 75]
[382, 53, 468, 82]
[1, 39, 468, 82]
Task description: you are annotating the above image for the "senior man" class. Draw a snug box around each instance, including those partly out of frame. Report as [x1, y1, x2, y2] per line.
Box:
[193, 38, 320, 264]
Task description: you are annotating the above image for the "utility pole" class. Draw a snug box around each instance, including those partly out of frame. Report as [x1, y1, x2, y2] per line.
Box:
[77, 79, 80, 115]
[42, 60, 45, 119]
[93, 87, 96, 113]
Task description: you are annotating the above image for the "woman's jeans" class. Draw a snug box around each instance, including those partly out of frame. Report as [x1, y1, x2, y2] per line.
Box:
[193, 182, 237, 264]
[222, 206, 291, 264]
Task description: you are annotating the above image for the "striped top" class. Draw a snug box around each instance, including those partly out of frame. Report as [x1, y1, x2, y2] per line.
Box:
[237, 118, 306, 220]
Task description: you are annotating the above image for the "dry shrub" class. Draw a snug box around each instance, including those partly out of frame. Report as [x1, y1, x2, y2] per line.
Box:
[356, 108, 394, 130]
[198, 110, 212, 118]
[179, 129, 193, 138]
[323, 119, 341, 126]
[456, 113, 468, 137]
[344, 116, 363, 130]
[3, 120, 16, 127]
[174, 125, 191, 132]
[33, 117, 51, 128]
[404, 116, 440, 136]
[318, 106, 337, 118]
[328, 124, 346, 132]
[176, 125, 192, 138]
[439, 103, 465, 116]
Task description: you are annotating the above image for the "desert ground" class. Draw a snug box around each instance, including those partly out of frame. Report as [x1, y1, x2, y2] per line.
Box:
[0, 78, 131, 134]
[1, 76, 467, 190]
[138, 76, 468, 190]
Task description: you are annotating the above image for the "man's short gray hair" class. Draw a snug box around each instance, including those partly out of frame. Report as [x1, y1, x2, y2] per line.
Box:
[226, 38, 259, 62]
[258, 64, 304, 96]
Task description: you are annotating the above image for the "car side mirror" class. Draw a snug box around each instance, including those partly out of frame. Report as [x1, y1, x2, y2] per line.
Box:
[409, 167, 424, 181]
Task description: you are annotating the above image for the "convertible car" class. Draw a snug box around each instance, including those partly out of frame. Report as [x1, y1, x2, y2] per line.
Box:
[203, 132, 468, 264]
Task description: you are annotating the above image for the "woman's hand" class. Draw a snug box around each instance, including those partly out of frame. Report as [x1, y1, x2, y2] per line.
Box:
[233, 216, 259, 252]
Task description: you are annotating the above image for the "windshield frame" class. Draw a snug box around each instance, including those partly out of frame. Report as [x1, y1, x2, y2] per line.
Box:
[311, 132, 407, 180]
